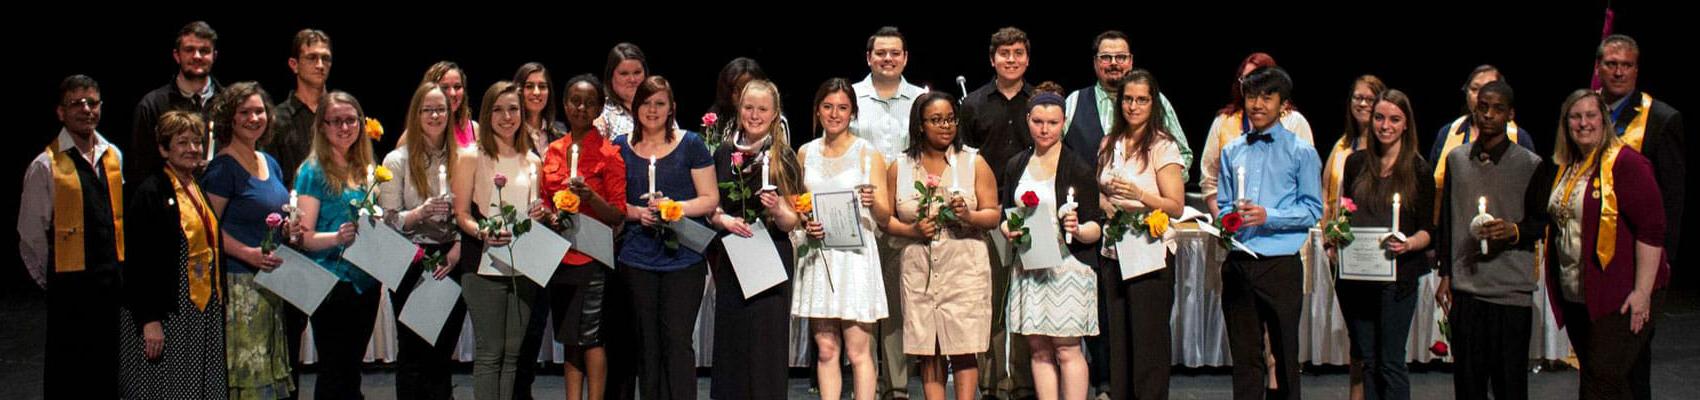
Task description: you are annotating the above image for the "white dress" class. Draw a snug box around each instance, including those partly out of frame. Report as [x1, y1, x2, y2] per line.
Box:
[1007, 167, 1099, 337]
[790, 138, 890, 323]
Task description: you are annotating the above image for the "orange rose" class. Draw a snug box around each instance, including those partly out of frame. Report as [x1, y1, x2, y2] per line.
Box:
[1145, 209, 1170, 237]
[658, 200, 684, 222]
[553, 190, 581, 214]
[364, 117, 384, 141]
[791, 192, 814, 215]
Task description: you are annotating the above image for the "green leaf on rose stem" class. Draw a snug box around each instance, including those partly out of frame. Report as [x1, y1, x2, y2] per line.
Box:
[914, 182, 928, 194]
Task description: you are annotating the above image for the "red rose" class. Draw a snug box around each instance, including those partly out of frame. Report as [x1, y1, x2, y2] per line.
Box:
[1020, 191, 1040, 209]
[1222, 212, 1243, 233]
[1429, 340, 1449, 357]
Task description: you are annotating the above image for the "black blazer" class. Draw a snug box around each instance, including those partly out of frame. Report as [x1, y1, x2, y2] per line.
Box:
[123, 169, 223, 326]
[998, 148, 1105, 267]
[1633, 98, 1684, 255]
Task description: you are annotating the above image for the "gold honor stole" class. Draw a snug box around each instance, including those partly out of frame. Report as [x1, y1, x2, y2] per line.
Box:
[168, 170, 222, 310]
[1548, 141, 1624, 275]
[49, 137, 125, 272]
[1322, 137, 1354, 224]
[1618, 92, 1654, 151]
[1431, 116, 1522, 217]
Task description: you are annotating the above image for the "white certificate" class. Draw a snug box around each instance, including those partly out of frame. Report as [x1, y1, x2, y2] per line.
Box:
[344, 217, 420, 291]
[719, 223, 789, 299]
[255, 246, 340, 316]
[487, 218, 573, 286]
[1116, 228, 1167, 280]
[812, 190, 869, 249]
[669, 218, 718, 253]
[564, 213, 616, 269]
[397, 271, 462, 346]
[1339, 227, 1397, 282]
[1009, 203, 1066, 270]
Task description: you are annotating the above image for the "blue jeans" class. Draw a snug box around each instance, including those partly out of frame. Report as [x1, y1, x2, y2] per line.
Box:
[1337, 280, 1418, 400]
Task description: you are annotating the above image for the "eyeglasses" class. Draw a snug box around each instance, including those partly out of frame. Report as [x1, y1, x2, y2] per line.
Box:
[1096, 53, 1131, 64]
[63, 98, 102, 108]
[1123, 96, 1153, 106]
[422, 107, 449, 116]
[1352, 95, 1377, 105]
[326, 117, 362, 128]
[925, 115, 958, 128]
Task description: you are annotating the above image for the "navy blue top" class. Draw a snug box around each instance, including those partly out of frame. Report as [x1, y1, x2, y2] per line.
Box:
[615, 131, 715, 271]
[202, 153, 290, 274]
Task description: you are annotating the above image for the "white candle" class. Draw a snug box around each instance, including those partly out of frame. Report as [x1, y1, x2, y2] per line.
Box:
[950, 152, 963, 193]
[366, 164, 375, 185]
[1478, 196, 1489, 254]
[205, 128, 215, 163]
[648, 156, 657, 196]
[1392, 192, 1402, 235]
[1065, 186, 1076, 244]
[761, 155, 770, 189]
[528, 170, 538, 203]
[569, 143, 580, 178]
[288, 189, 298, 211]
[1236, 165, 1247, 202]
[435, 165, 446, 196]
[862, 153, 871, 186]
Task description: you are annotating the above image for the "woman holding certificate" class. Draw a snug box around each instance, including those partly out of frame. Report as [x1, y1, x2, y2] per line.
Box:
[378, 82, 465, 400]
[1330, 89, 1435, 400]
[703, 79, 802, 400]
[615, 75, 718, 400]
[997, 82, 1104, 400]
[794, 78, 890, 400]
[452, 81, 548, 400]
[885, 90, 1000, 400]
[1095, 70, 1185, 399]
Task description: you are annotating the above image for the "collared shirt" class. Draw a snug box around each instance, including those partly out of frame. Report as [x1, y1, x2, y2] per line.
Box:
[1065, 84, 1193, 181]
[1215, 123, 1322, 256]
[265, 90, 318, 189]
[19, 129, 123, 288]
[960, 80, 1034, 179]
[850, 74, 927, 159]
[377, 146, 460, 245]
[540, 128, 627, 266]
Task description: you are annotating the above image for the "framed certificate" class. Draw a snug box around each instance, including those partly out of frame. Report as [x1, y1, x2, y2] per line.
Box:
[1339, 227, 1397, 282]
[812, 190, 868, 249]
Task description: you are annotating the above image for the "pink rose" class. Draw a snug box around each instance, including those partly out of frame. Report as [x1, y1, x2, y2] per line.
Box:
[493, 173, 508, 189]
[265, 213, 284, 229]
[731, 151, 745, 167]
[1340, 197, 1358, 214]
[925, 174, 941, 189]
[701, 112, 718, 128]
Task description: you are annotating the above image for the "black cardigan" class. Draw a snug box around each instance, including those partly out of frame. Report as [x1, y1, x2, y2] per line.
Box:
[998, 148, 1105, 266]
[123, 170, 223, 326]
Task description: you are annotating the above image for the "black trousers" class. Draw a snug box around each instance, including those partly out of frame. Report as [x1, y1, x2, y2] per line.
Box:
[1222, 253, 1303, 400]
[623, 262, 708, 400]
[708, 253, 792, 400]
[1450, 292, 1531, 400]
[1103, 257, 1174, 400]
[45, 269, 122, 399]
[311, 281, 382, 400]
[1559, 289, 1662, 400]
[603, 267, 641, 400]
[391, 243, 467, 400]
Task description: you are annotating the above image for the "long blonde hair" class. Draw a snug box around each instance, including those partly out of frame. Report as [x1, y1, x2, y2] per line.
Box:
[1552, 89, 1621, 166]
[402, 82, 457, 199]
[306, 91, 375, 193]
[738, 79, 804, 196]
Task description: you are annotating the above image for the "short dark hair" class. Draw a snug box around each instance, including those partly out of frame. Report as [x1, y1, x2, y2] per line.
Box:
[866, 26, 905, 52]
[175, 21, 217, 48]
[989, 27, 1029, 58]
[1478, 79, 1515, 107]
[291, 29, 331, 58]
[1240, 66, 1293, 102]
[1462, 64, 1505, 90]
[59, 74, 99, 104]
[1092, 30, 1128, 54]
[904, 91, 960, 160]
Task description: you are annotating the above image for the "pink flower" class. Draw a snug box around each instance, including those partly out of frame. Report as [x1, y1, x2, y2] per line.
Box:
[493, 173, 508, 189]
[265, 213, 284, 229]
[1340, 197, 1358, 214]
[701, 112, 718, 127]
[924, 174, 941, 189]
[730, 151, 745, 167]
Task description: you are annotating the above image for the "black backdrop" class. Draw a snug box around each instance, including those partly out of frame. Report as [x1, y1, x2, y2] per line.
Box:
[8, 3, 1694, 294]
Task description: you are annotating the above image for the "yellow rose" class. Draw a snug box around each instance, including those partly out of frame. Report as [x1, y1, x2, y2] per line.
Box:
[1145, 209, 1170, 237]
[791, 192, 814, 215]
[373, 165, 394, 183]
[658, 200, 684, 222]
[553, 190, 581, 214]
[364, 117, 384, 141]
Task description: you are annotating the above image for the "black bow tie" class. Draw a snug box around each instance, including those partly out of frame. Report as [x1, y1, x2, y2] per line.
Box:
[1245, 131, 1275, 144]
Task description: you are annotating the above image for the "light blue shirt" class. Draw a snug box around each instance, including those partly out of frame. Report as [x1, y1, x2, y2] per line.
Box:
[850, 75, 926, 159]
[1216, 123, 1322, 256]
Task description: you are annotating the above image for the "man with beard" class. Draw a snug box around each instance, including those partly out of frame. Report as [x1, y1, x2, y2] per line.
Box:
[1063, 30, 1191, 181]
[131, 21, 220, 187]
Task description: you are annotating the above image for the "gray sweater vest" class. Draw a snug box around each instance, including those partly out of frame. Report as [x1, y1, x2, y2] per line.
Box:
[1445, 145, 1542, 307]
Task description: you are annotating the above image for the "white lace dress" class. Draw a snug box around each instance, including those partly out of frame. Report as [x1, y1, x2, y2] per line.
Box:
[790, 138, 890, 323]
